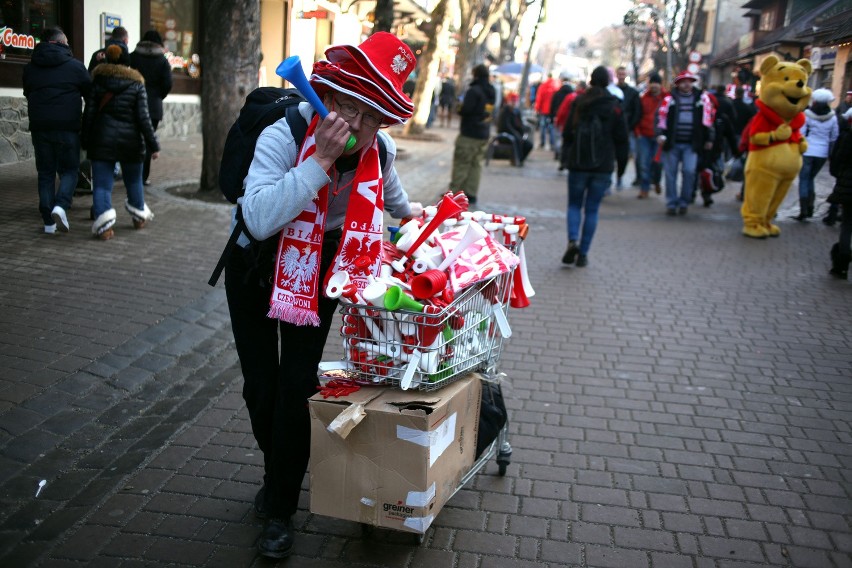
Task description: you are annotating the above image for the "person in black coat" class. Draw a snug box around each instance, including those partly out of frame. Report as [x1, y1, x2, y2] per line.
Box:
[82, 45, 160, 240]
[496, 92, 532, 165]
[449, 64, 496, 204]
[23, 27, 92, 234]
[827, 111, 852, 279]
[130, 30, 173, 185]
[615, 66, 641, 187]
[88, 26, 130, 72]
[560, 66, 629, 267]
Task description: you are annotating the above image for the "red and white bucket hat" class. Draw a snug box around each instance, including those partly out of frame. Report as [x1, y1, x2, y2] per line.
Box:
[674, 71, 698, 84]
[310, 32, 416, 125]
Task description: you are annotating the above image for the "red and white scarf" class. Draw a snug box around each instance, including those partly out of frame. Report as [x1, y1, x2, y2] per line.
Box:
[267, 115, 384, 326]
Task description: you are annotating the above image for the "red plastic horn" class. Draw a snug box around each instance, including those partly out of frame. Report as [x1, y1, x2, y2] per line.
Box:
[410, 269, 448, 300]
[391, 194, 463, 273]
[510, 266, 530, 308]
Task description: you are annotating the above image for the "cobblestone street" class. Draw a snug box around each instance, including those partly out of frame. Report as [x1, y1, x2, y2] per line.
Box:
[1, 125, 850, 567]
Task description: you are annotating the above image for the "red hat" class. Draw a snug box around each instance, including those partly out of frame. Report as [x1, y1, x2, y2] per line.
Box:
[311, 32, 416, 125]
[674, 71, 698, 84]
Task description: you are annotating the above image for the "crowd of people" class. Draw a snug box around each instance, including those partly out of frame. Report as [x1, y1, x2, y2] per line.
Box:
[23, 25, 170, 239]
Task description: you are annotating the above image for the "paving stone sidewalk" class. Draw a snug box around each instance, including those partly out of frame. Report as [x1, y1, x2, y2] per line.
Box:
[1, 126, 850, 567]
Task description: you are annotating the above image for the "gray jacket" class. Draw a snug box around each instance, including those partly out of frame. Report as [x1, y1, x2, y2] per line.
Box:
[235, 102, 412, 247]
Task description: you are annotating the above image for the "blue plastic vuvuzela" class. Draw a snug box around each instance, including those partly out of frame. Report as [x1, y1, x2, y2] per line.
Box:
[275, 56, 356, 151]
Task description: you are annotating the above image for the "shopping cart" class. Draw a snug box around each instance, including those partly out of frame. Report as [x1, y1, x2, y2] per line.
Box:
[315, 207, 530, 543]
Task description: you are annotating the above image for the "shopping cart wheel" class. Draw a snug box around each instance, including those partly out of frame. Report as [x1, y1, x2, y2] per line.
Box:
[497, 446, 512, 476]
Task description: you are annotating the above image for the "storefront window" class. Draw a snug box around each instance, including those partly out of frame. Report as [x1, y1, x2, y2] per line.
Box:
[0, 0, 58, 60]
[149, 0, 199, 77]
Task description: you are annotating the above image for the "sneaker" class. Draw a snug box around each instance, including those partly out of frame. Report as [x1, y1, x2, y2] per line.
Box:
[678, 207, 688, 215]
[51, 205, 69, 232]
[575, 254, 588, 267]
[666, 208, 677, 216]
[561, 241, 579, 265]
[44, 223, 57, 234]
[638, 191, 649, 199]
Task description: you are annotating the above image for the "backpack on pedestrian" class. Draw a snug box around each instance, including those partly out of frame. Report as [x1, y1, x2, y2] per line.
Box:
[565, 113, 605, 170]
[208, 86, 386, 287]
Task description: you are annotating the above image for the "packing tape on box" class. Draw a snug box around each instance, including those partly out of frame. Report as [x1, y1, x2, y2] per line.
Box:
[406, 482, 436, 507]
[404, 514, 435, 533]
[396, 413, 457, 467]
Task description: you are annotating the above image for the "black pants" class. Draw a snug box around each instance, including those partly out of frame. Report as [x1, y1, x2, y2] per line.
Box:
[839, 204, 852, 257]
[224, 231, 340, 519]
[143, 119, 160, 183]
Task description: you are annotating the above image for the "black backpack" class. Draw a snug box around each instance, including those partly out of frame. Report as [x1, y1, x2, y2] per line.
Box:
[219, 87, 308, 204]
[208, 88, 388, 287]
[566, 112, 605, 170]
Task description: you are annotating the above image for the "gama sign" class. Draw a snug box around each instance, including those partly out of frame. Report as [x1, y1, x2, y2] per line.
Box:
[1, 27, 37, 50]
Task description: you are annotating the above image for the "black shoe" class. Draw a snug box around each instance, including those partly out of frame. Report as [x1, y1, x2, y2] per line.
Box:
[575, 254, 588, 267]
[466, 194, 477, 205]
[666, 208, 677, 216]
[678, 207, 688, 215]
[254, 485, 267, 519]
[257, 518, 294, 559]
[561, 241, 579, 265]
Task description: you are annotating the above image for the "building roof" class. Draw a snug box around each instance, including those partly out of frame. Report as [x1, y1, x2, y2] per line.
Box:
[808, 7, 852, 44]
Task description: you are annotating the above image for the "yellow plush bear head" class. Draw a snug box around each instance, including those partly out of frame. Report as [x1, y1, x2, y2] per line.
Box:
[758, 55, 812, 120]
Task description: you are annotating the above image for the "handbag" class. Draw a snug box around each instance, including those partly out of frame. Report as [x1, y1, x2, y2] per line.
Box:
[725, 155, 744, 182]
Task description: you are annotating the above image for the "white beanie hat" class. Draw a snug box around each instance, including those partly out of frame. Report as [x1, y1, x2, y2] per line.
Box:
[811, 88, 835, 104]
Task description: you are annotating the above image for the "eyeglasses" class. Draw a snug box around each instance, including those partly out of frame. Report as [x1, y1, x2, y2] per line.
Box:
[333, 97, 383, 128]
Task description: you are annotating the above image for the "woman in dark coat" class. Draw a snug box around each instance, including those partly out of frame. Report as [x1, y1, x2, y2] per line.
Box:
[827, 109, 852, 279]
[130, 30, 172, 185]
[83, 45, 160, 240]
[560, 66, 629, 267]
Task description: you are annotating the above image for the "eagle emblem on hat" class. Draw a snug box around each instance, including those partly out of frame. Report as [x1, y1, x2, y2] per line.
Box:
[391, 54, 408, 74]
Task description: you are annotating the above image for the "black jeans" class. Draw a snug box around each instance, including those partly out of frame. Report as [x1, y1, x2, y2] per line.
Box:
[224, 231, 340, 519]
[143, 119, 160, 183]
[839, 205, 852, 257]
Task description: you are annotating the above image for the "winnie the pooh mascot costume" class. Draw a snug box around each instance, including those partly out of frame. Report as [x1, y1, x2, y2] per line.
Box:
[741, 56, 812, 238]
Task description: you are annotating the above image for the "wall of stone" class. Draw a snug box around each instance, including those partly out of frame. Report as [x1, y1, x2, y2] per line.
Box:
[0, 97, 33, 164]
[0, 97, 201, 165]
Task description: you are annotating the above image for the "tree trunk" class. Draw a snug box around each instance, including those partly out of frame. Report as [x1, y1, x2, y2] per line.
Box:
[199, 0, 261, 194]
[373, 0, 395, 34]
[402, 0, 450, 136]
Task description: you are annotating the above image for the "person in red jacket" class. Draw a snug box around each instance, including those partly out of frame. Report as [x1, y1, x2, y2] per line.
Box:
[634, 73, 666, 198]
[534, 73, 561, 150]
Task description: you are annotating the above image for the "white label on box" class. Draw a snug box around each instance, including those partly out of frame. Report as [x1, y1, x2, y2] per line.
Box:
[360, 497, 376, 507]
[404, 514, 435, 533]
[397, 412, 457, 467]
[406, 482, 436, 507]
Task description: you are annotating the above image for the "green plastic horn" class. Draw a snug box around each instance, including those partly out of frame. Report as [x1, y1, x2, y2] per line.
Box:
[383, 286, 425, 312]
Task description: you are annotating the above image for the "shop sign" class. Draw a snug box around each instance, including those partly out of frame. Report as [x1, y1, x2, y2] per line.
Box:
[1, 26, 37, 51]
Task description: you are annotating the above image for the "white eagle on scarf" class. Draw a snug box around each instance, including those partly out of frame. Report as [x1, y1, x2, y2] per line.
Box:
[279, 244, 318, 293]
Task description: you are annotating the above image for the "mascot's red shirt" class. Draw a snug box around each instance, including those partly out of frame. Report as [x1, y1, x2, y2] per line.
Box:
[747, 100, 805, 152]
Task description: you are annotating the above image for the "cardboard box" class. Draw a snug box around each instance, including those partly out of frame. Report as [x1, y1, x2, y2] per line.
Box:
[309, 374, 482, 534]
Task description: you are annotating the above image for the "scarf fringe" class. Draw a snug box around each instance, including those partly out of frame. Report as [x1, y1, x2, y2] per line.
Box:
[267, 303, 322, 327]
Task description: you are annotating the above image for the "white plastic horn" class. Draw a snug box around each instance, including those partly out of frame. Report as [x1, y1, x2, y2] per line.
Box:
[436, 222, 488, 272]
[325, 270, 350, 299]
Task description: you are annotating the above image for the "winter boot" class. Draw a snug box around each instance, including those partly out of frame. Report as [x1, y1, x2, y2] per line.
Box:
[561, 241, 579, 265]
[793, 198, 808, 221]
[823, 204, 839, 226]
[125, 200, 154, 229]
[92, 208, 116, 240]
[829, 243, 850, 280]
[806, 191, 816, 218]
